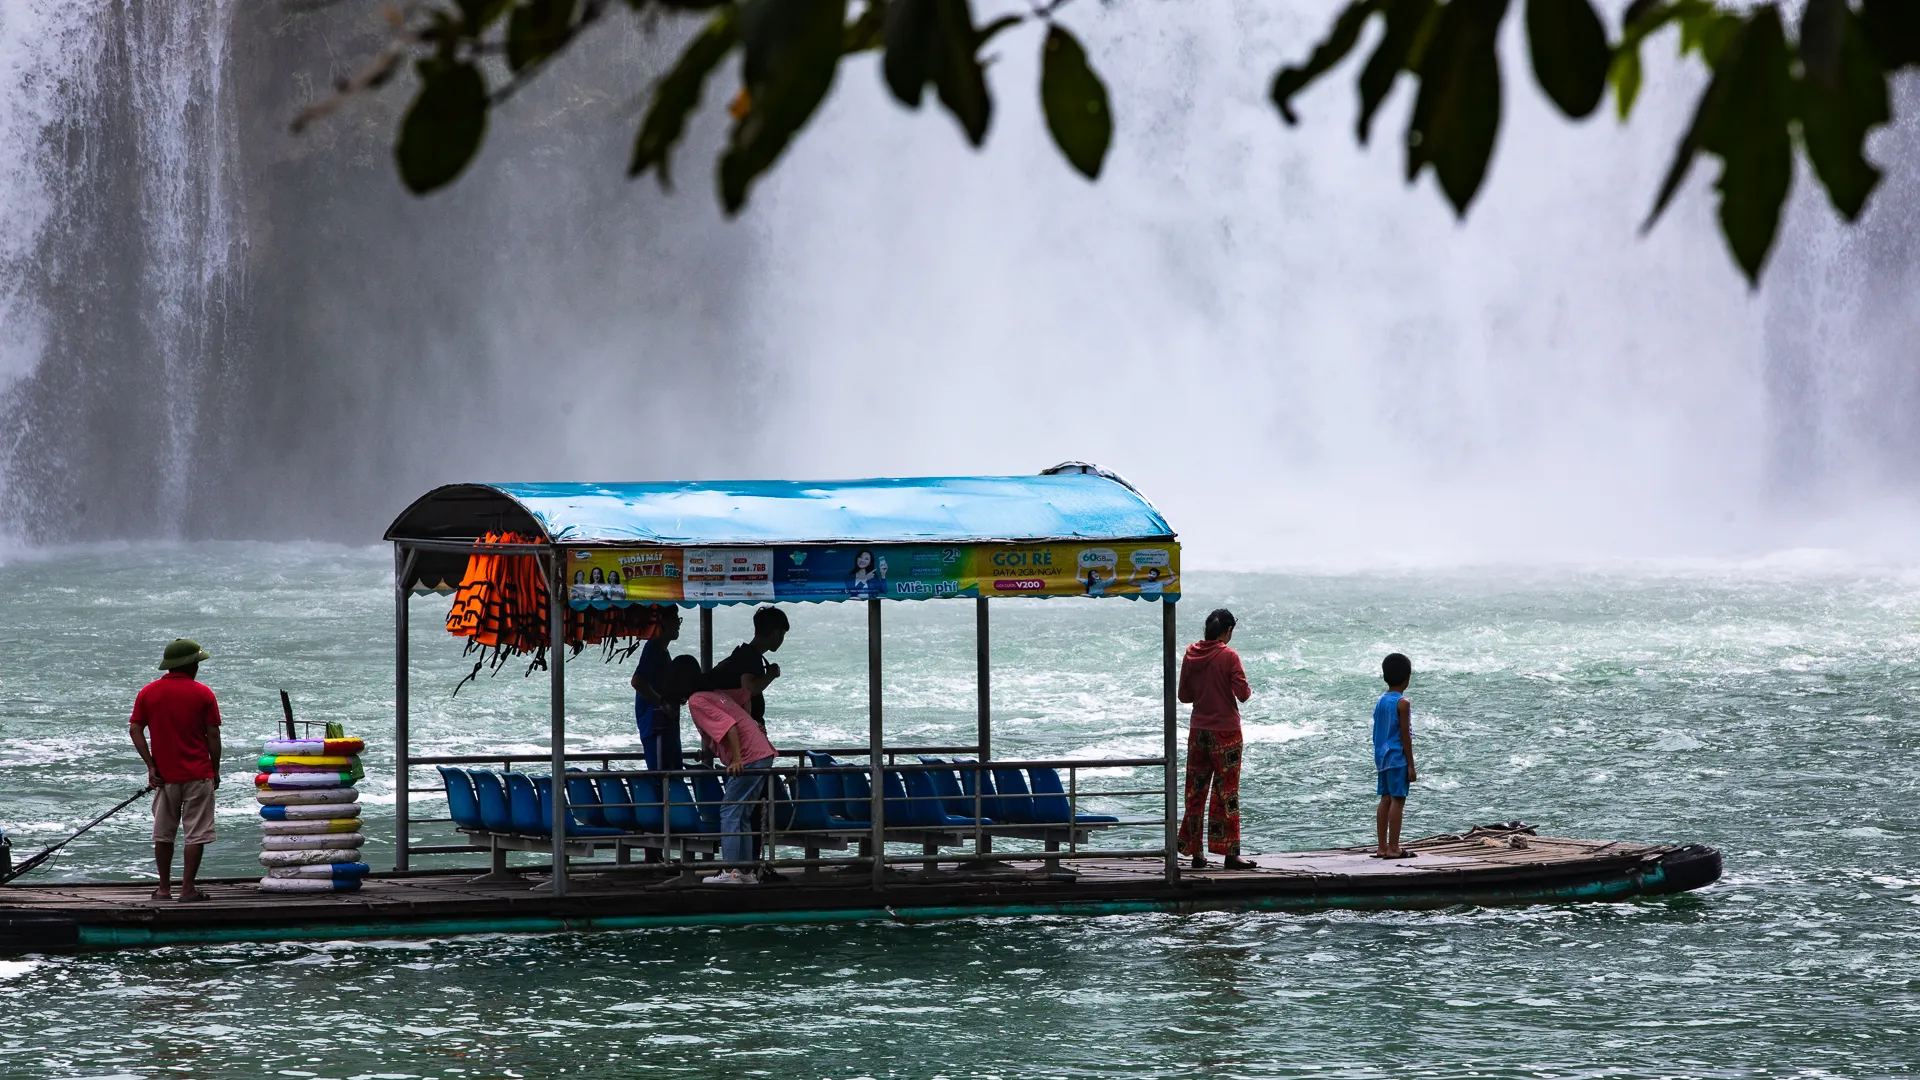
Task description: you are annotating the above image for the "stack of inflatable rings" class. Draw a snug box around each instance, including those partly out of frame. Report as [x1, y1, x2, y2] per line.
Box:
[255, 737, 370, 893]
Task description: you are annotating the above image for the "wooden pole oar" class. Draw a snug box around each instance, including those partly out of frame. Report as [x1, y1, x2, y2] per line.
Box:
[1, 786, 152, 885]
[280, 689, 296, 740]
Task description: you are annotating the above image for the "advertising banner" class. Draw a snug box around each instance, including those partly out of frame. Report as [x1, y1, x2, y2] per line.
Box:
[565, 541, 1177, 607]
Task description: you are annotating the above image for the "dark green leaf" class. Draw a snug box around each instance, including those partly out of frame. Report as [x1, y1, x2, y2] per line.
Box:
[1357, 0, 1436, 143]
[1621, 0, 1662, 30]
[977, 14, 1023, 48]
[1860, 0, 1920, 69]
[1645, 5, 1792, 285]
[507, 0, 577, 73]
[845, 0, 886, 54]
[883, 0, 931, 106]
[395, 60, 489, 194]
[1526, 0, 1609, 118]
[1678, 5, 1740, 65]
[629, 5, 739, 188]
[929, 0, 993, 145]
[457, 0, 512, 33]
[1797, 1, 1889, 220]
[1040, 25, 1111, 179]
[1271, 0, 1380, 125]
[1799, 0, 1846, 90]
[883, 0, 994, 144]
[720, 0, 848, 213]
[1609, 46, 1643, 118]
[1406, 0, 1510, 216]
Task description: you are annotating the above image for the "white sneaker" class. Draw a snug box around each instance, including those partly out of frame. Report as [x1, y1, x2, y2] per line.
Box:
[702, 870, 746, 885]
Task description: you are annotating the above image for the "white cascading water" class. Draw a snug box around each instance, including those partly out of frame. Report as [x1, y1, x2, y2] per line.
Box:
[0, 1, 106, 389]
[0, 0, 1913, 563]
[742, 4, 1919, 565]
[122, 0, 243, 524]
[0, 0, 241, 537]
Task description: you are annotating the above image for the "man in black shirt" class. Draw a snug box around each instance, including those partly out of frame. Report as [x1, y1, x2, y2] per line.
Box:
[706, 605, 789, 729]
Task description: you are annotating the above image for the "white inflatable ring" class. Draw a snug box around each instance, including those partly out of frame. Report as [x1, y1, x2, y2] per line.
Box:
[258, 801, 360, 820]
[258, 876, 363, 893]
[256, 788, 359, 807]
[261, 818, 362, 835]
[259, 848, 362, 867]
[262, 738, 366, 757]
[257, 772, 353, 789]
[262, 833, 364, 851]
[267, 862, 371, 879]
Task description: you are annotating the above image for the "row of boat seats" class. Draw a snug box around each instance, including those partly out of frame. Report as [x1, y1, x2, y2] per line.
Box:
[796, 755, 1119, 831]
[437, 758, 1120, 840]
[438, 767, 715, 838]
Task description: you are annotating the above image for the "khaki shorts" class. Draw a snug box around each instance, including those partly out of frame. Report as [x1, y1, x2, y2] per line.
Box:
[152, 779, 216, 846]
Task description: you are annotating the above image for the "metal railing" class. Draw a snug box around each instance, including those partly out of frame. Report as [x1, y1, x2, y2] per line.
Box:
[401, 749, 1170, 877]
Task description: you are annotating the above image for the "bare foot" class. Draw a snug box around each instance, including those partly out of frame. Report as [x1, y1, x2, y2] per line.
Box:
[177, 887, 211, 902]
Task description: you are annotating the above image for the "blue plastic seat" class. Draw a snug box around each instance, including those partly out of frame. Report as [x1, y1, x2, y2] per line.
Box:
[506, 772, 546, 834]
[920, 757, 992, 821]
[903, 768, 976, 828]
[470, 770, 513, 831]
[665, 776, 711, 834]
[881, 770, 915, 825]
[692, 774, 725, 830]
[958, 761, 995, 821]
[565, 772, 611, 828]
[990, 768, 1037, 824]
[627, 775, 667, 831]
[438, 766, 483, 829]
[1028, 766, 1118, 823]
[786, 770, 840, 832]
[838, 760, 873, 823]
[533, 777, 624, 837]
[596, 776, 638, 831]
[803, 752, 851, 822]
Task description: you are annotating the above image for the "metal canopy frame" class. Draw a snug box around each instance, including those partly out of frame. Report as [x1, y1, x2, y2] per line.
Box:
[387, 469, 1181, 897]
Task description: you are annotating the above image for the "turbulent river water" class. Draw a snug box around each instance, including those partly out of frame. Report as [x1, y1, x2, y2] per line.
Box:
[0, 543, 1915, 1078]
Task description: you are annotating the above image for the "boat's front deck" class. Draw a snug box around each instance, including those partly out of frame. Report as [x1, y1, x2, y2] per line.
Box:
[0, 829, 1721, 952]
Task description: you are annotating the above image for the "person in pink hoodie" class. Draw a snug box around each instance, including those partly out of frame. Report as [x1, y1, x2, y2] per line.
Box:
[1177, 608, 1256, 870]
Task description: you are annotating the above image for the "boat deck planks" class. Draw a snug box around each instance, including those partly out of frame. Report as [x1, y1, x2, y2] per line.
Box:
[0, 831, 1719, 954]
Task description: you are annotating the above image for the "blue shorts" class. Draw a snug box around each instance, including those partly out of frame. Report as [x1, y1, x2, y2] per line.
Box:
[1377, 767, 1408, 798]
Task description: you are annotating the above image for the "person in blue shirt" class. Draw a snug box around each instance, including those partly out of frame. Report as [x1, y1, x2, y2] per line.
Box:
[1372, 652, 1418, 859]
[630, 607, 685, 772]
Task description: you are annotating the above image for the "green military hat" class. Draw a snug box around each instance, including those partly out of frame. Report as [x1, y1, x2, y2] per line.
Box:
[158, 638, 210, 671]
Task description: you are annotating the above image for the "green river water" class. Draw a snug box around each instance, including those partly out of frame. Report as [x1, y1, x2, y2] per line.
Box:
[0, 543, 1915, 1078]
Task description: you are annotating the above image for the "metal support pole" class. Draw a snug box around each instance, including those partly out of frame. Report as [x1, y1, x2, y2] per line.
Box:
[548, 550, 569, 896]
[975, 597, 991, 760]
[975, 596, 991, 855]
[393, 545, 411, 872]
[1163, 597, 1179, 883]
[868, 597, 885, 890]
[699, 607, 714, 672]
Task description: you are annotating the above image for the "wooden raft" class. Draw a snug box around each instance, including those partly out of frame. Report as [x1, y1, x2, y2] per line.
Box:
[0, 829, 1721, 953]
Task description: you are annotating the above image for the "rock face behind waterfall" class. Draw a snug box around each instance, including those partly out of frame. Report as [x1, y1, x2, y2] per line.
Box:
[0, 2, 749, 542]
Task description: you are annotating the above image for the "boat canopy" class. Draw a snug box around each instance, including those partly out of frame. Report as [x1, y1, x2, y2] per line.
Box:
[387, 464, 1180, 605]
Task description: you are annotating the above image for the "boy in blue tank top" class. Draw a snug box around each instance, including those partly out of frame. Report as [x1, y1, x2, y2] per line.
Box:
[1372, 653, 1417, 858]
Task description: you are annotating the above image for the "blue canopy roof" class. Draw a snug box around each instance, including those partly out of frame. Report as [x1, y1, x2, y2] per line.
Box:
[386, 467, 1174, 547]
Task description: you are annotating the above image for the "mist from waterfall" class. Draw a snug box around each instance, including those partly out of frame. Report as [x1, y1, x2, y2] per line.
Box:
[0, 1, 1916, 566]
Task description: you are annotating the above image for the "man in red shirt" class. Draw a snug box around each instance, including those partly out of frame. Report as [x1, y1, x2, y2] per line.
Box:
[1176, 608, 1256, 871]
[129, 638, 224, 901]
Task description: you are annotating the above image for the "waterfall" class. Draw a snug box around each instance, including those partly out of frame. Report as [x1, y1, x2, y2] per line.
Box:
[0, 0, 242, 539]
[0, 2, 1914, 561]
